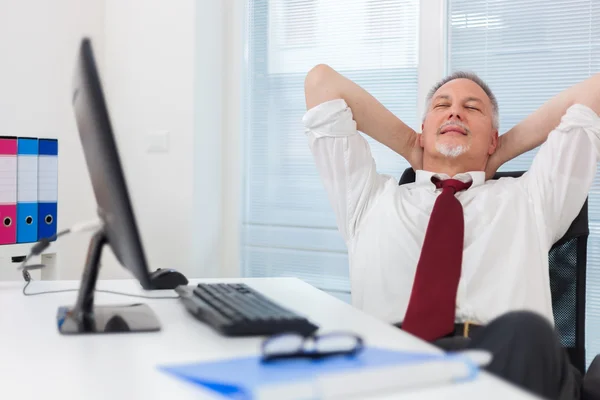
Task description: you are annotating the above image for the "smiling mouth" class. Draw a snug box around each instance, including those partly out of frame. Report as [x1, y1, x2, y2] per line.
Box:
[440, 126, 467, 136]
[441, 130, 466, 136]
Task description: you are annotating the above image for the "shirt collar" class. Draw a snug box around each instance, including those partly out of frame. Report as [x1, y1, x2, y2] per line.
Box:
[415, 170, 485, 190]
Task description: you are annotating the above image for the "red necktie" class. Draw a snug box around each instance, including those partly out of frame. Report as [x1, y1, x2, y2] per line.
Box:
[401, 178, 472, 341]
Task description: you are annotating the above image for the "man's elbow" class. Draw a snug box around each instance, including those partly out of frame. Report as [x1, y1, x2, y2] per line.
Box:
[305, 64, 334, 88]
[304, 64, 341, 109]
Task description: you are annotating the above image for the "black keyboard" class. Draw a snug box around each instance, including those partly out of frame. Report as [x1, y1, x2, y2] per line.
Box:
[175, 283, 319, 337]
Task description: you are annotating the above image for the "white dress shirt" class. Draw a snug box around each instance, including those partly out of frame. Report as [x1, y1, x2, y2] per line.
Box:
[303, 99, 600, 326]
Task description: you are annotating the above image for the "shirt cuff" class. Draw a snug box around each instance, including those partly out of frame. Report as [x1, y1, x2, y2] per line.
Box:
[302, 99, 358, 137]
[557, 103, 600, 132]
[557, 103, 600, 155]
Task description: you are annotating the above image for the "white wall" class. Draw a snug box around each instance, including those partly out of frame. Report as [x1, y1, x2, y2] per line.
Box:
[192, 0, 244, 278]
[191, 0, 224, 279]
[103, 0, 243, 280]
[0, 0, 243, 281]
[104, 0, 244, 277]
[102, 0, 197, 279]
[98, 0, 244, 279]
[220, 0, 245, 278]
[0, 0, 105, 279]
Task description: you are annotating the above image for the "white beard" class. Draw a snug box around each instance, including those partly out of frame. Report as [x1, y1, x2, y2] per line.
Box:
[436, 142, 469, 158]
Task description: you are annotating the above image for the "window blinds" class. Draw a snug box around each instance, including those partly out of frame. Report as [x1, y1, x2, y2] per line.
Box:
[447, 0, 600, 366]
[242, 0, 420, 295]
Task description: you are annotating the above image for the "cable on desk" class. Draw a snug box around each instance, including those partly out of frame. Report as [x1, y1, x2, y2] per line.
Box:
[18, 218, 180, 300]
[18, 218, 104, 281]
[22, 279, 180, 299]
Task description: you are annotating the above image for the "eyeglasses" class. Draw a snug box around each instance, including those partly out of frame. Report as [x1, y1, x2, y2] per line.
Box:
[260, 331, 364, 362]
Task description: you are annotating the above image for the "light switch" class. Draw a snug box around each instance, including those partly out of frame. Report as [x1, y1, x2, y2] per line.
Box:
[146, 131, 170, 153]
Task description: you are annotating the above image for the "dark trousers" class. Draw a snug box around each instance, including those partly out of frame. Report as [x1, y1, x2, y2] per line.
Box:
[434, 311, 582, 400]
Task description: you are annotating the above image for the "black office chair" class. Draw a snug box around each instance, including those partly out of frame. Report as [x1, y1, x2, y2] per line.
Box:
[398, 168, 589, 374]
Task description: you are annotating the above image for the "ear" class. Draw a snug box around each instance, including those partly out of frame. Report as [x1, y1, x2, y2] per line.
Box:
[488, 130, 499, 155]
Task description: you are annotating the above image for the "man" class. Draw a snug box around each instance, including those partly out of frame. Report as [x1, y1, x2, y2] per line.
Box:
[303, 64, 600, 400]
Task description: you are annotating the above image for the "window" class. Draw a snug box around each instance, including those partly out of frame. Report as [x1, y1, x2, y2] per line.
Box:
[447, 0, 600, 366]
[242, 0, 420, 299]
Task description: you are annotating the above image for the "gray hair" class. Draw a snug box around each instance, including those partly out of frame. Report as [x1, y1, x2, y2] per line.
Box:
[423, 71, 499, 131]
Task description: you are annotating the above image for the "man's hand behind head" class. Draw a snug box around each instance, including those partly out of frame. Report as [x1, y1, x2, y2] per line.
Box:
[484, 133, 506, 180]
[407, 133, 423, 172]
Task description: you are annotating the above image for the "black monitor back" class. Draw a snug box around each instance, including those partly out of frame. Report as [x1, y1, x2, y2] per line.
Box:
[71, 38, 152, 289]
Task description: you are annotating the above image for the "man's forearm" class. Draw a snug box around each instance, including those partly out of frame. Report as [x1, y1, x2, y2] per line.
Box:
[492, 73, 600, 170]
[305, 64, 421, 169]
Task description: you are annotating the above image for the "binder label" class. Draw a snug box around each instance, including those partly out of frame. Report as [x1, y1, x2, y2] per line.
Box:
[38, 155, 58, 202]
[0, 155, 17, 204]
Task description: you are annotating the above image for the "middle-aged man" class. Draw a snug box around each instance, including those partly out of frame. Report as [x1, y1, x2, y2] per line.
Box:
[303, 64, 600, 400]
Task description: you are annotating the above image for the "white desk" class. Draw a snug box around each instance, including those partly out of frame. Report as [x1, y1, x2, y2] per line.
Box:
[0, 277, 538, 400]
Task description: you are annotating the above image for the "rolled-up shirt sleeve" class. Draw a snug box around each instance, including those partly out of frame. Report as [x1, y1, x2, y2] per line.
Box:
[521, 103, 600, 246]
[302, 99, 390, 242]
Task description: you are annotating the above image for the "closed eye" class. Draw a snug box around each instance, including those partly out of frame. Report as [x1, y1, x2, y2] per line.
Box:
[435, 103, 450, 108]
[466, 106, 480, 111]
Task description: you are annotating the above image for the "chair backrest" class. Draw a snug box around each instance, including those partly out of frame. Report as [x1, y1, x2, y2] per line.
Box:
[399, 168, 589, 373]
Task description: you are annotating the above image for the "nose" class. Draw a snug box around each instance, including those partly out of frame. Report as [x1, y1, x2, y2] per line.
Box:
[447, 105, 463, 122]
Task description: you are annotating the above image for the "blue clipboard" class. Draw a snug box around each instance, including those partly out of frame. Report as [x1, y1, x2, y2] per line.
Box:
[158, 346, 479, 399]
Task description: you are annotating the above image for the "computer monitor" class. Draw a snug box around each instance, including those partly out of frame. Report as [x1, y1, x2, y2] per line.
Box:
[57, 37, 160, 334]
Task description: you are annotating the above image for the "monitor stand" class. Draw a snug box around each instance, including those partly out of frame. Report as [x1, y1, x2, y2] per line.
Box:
[57, 228, 161, 334]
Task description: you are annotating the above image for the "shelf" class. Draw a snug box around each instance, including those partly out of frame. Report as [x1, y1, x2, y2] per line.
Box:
[0, 241, 59, 281]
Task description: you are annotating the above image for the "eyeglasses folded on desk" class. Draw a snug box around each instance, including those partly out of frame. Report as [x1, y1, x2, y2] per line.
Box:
[260, 331, 364, 362]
